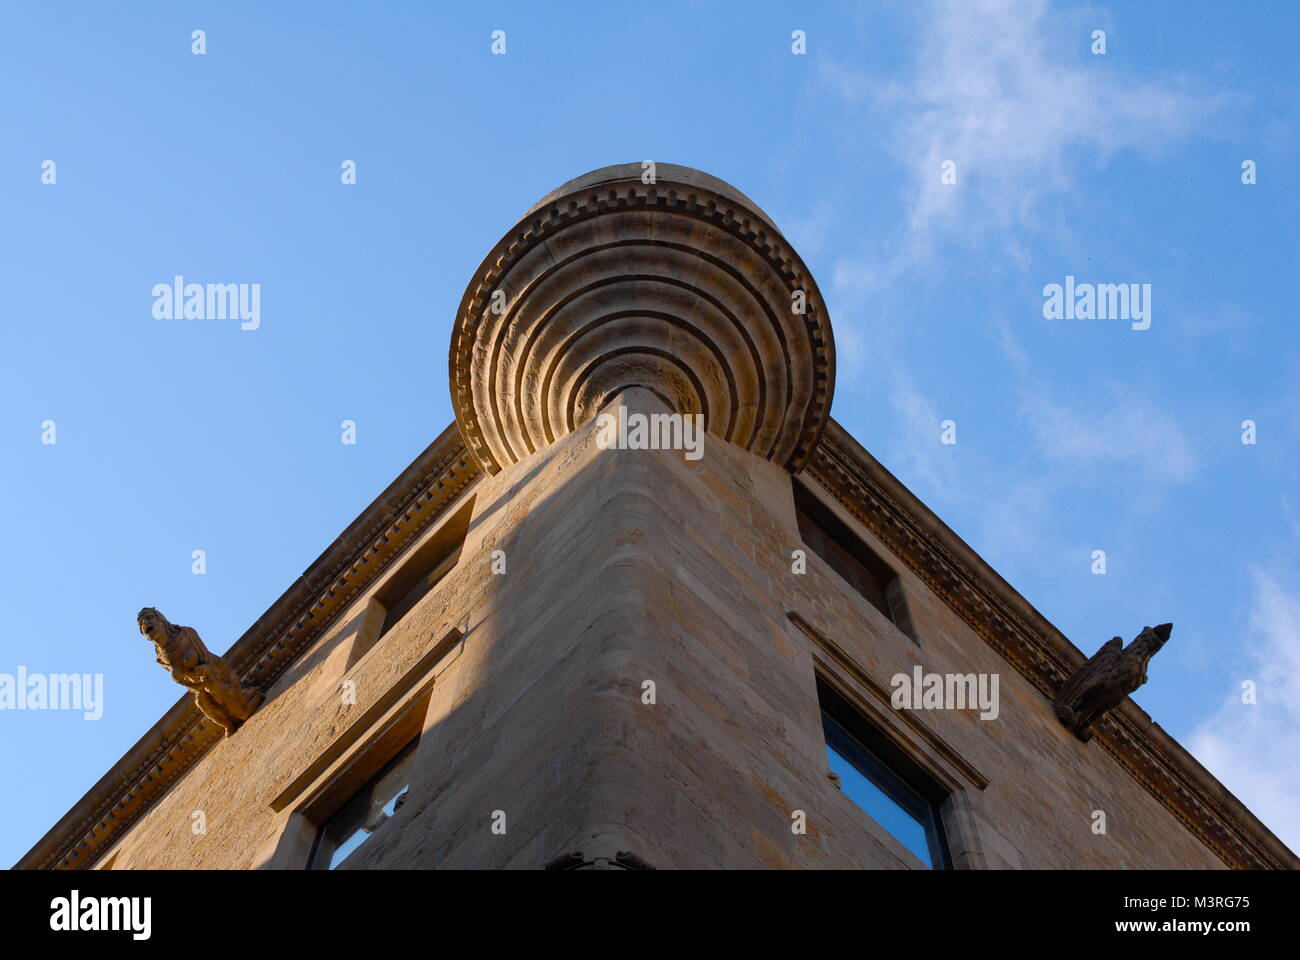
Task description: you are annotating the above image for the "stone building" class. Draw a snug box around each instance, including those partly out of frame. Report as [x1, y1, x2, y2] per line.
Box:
[18, 164, 1295, 870]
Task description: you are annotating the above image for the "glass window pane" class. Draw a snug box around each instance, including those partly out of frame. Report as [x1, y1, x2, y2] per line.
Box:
[820, 701, 947, 869]
[312, 740, 417, 870]
[827, 741, 934, 867]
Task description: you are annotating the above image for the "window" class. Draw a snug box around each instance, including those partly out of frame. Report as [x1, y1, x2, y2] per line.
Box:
[308, 738, 417, 870]
[269, 647, 452, 870]
[794, 482, 915, 639]
[818, 678, 950, 869]
[374, 497, 474, 638]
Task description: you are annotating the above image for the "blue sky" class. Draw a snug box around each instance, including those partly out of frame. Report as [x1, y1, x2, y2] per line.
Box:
[1, 1, 1296, 866]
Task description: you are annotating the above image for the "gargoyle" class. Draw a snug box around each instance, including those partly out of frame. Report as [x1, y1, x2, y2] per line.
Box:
[137, 607, 264, 736]
[1053, 623, 1172, 742]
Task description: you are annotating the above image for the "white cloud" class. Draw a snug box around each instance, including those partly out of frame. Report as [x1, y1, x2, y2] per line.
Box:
[819, 0, 1225, 276]
[884, 315, 1199, 506]
[1019, 382, 1200, 487]
[1189, 569, 1300, 854]
[820, 0, 1211, 591]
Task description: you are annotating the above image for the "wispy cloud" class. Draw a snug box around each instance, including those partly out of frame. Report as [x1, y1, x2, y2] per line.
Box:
[873, 323, 1200, 576]
[820, 0, 1210, 515]
[993, 305, 1200, 491]
[819, 0, 1226, 278]
[1189, 569, 1300, 853]
[1019, 382, 1199, 488]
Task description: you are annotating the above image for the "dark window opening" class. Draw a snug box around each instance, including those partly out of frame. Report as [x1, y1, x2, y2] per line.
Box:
[818, 678, 951, 869]
[375, 497, 474, 638]
[795, 482, 902, 627]
[308, 738, 417, 870]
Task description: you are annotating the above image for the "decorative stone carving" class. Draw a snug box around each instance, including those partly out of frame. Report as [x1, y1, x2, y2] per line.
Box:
[542, 849, 656, 870]
[542, 850, 586, 870]
[137, 608, 263, 736]
[1053, 623, 1172, 742]
[613, 850, 656, 870]
[451, 163, 834, 476]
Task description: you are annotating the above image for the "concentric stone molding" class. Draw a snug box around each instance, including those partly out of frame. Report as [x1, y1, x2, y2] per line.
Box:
[450, 163, 834, 476]
[808, 421, 1296, 871]
[18, 424, 480, 870]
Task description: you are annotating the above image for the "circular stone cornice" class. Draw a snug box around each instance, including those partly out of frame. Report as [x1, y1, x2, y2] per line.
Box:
[450, 163, 835, 475]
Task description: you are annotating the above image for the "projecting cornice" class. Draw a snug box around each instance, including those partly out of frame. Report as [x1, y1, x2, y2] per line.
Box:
[450, 163, 834, 476]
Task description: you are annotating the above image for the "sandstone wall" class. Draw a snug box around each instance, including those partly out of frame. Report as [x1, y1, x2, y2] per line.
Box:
[101, 389, 1223, 869]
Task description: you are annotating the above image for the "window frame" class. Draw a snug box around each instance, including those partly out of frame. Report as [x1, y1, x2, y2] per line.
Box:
[819, 677, 952, 869]
[307, 736, 419, 870]
[259, 626, 464, 870]
[373, 496, 475, 640]
[790, 612, 989, 870]
[793, 481, 918, 642]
